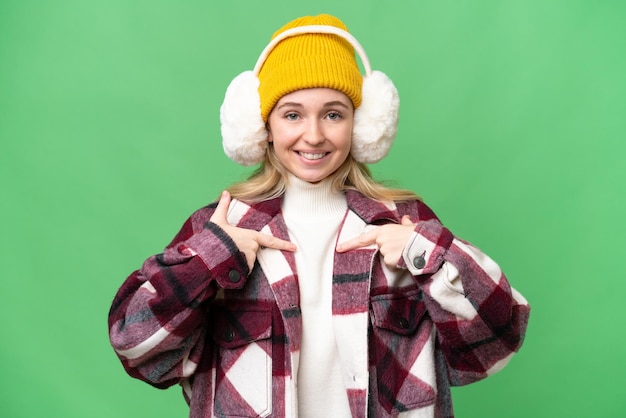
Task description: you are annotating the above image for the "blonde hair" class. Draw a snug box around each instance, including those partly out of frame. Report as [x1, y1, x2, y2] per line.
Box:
[227, 145, 420, 203]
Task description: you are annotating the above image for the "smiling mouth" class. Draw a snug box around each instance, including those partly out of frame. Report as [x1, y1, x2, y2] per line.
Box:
[298, 151, 327, 160]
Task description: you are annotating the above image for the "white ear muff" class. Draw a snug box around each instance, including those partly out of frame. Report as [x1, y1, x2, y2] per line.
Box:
[220, 25, 399, 166]
[352, 70, 399, 163]
[220, 71, 267, 166]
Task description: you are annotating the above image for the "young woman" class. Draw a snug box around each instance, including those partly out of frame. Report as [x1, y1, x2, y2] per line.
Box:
[109, 14, 530, 418]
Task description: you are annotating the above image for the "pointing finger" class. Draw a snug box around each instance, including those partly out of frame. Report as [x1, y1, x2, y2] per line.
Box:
[401, 215, 415, 226]
[336, 230, 377, 253]
[255, 232, 296, 251]
[210, 191, 231, 224]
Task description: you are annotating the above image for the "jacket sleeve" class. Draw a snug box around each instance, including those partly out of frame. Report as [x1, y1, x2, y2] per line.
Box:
[108, 205, 249, 388]
[399, 201, 530, 386]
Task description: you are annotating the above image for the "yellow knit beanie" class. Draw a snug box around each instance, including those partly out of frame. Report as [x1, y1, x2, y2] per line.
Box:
[258, 14, 363, 121]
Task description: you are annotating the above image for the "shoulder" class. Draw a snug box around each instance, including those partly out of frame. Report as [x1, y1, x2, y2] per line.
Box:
[347, 190, 440, 224]
[165, 203, 218, 247]
[395, 199, 440, 223]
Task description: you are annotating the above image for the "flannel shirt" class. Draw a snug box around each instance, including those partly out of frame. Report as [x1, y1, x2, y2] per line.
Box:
[108, 191, 530, 417]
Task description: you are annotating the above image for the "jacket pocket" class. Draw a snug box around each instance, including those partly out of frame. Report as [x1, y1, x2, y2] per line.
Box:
[213, 305, 273, 417]
[370, 291, 436, 414]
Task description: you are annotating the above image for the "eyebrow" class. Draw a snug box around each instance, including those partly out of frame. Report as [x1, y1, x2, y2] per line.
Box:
[275, 100, 351, 110]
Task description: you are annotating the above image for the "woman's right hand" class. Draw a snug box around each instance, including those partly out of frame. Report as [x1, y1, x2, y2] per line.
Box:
[210, 191, 296, 271]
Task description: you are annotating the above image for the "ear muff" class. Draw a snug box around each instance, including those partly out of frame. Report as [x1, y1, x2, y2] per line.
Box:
[220, 25, 399, 166]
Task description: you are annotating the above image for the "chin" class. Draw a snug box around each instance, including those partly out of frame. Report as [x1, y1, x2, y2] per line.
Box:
[300, 176, 323, 184]
[293, 171, 327, 184]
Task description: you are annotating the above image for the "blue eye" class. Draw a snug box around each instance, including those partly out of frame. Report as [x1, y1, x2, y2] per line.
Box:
[326, 112, 341, 120]
[285, 112, 299, 121]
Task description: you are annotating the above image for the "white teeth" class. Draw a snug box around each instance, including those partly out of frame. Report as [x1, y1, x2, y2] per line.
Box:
[298, 152, 326, 160]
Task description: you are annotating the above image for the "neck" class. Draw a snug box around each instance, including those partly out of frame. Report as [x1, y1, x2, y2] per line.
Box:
[282, 175, 347, 220]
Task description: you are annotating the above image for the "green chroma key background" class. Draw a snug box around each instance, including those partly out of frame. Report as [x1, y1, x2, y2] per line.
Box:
[1, 1, 624, 416]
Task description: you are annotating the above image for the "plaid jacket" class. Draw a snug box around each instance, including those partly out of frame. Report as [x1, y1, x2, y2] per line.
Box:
[109, 191, 529, 417]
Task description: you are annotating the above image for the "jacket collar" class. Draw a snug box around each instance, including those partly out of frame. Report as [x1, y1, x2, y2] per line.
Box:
[344, 190, 401, 224]
[241, 190, 401, 227]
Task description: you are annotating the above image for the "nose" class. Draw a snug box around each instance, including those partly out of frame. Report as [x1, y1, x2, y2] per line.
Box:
[302, 120, 325, 145]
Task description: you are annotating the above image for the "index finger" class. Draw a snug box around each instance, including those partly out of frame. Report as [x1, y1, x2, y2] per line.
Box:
[255, 232, 297, 252]
[336, 230, 377, 253]
[210, 191, 231, 224]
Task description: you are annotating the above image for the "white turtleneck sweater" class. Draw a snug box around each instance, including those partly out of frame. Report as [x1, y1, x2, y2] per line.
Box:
[281, 175, 352, 417]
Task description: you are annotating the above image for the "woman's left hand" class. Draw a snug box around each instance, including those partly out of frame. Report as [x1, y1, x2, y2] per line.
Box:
[336, 215, 416, 268]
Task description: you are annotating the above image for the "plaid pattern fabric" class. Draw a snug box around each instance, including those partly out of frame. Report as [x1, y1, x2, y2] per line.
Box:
[109, 191, 530, 417]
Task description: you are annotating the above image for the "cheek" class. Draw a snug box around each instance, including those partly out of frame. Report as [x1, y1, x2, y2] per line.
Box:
[269, 132, 295, 156]
[340, 127, 353, 151]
